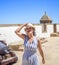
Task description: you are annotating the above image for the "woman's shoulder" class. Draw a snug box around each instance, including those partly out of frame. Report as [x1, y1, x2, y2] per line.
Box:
[24, 35, 29, 41]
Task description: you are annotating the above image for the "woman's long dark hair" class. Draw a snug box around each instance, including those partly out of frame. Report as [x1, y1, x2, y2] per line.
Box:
[33, 28, 36, 36]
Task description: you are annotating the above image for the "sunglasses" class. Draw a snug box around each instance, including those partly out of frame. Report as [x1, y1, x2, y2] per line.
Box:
[25, 27, 32, 31]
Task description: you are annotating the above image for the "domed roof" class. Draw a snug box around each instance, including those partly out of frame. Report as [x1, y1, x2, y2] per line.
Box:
[40, 12, 52, 21]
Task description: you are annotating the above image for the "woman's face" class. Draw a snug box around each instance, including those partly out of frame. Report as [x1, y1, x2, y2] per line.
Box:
[25, 26, 34, 36]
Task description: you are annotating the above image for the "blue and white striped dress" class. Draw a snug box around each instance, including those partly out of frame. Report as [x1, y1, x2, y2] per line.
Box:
[22, 36, 39, 65]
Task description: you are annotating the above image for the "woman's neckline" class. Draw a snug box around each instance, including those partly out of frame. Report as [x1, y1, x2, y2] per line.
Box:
[27, 36, 36, 44]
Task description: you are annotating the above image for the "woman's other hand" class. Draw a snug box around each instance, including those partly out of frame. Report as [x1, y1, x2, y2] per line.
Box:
[42, 58, 45, 64]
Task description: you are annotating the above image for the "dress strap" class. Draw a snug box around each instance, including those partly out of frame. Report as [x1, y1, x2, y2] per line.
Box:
[24, 35, 28, 45]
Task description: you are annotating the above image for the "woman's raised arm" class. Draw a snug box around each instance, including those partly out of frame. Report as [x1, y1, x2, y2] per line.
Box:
[15, 23, 27, 40]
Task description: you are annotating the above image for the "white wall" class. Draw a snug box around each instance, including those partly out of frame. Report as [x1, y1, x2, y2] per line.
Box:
[56, 25, 59, 32]
[47, 25, 53, 33]
[35, 25, 53, 38]
[0, 24, 59, 44]
[35, 25, 42, 37]
[0, 26, 23, 44]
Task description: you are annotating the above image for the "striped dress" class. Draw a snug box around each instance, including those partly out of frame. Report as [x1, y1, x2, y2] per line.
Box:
[22, 36, 39, 65]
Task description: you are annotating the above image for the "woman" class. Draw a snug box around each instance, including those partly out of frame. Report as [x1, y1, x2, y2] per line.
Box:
[15, 23, 45, 65]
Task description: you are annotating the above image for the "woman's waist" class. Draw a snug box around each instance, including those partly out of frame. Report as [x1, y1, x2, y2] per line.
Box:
[23, 50, 37, 60]
[24, 49, 37, 56]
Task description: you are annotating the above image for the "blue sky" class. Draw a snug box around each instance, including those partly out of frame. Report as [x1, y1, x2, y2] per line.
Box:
[0, 0, 59, 24]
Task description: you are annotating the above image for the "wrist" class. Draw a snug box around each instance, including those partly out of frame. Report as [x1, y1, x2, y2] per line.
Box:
[42, 57, 45, 60]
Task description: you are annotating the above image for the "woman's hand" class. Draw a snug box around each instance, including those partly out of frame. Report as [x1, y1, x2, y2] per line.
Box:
[42, 58, 45, 64]
[23, 23, 28, 27]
